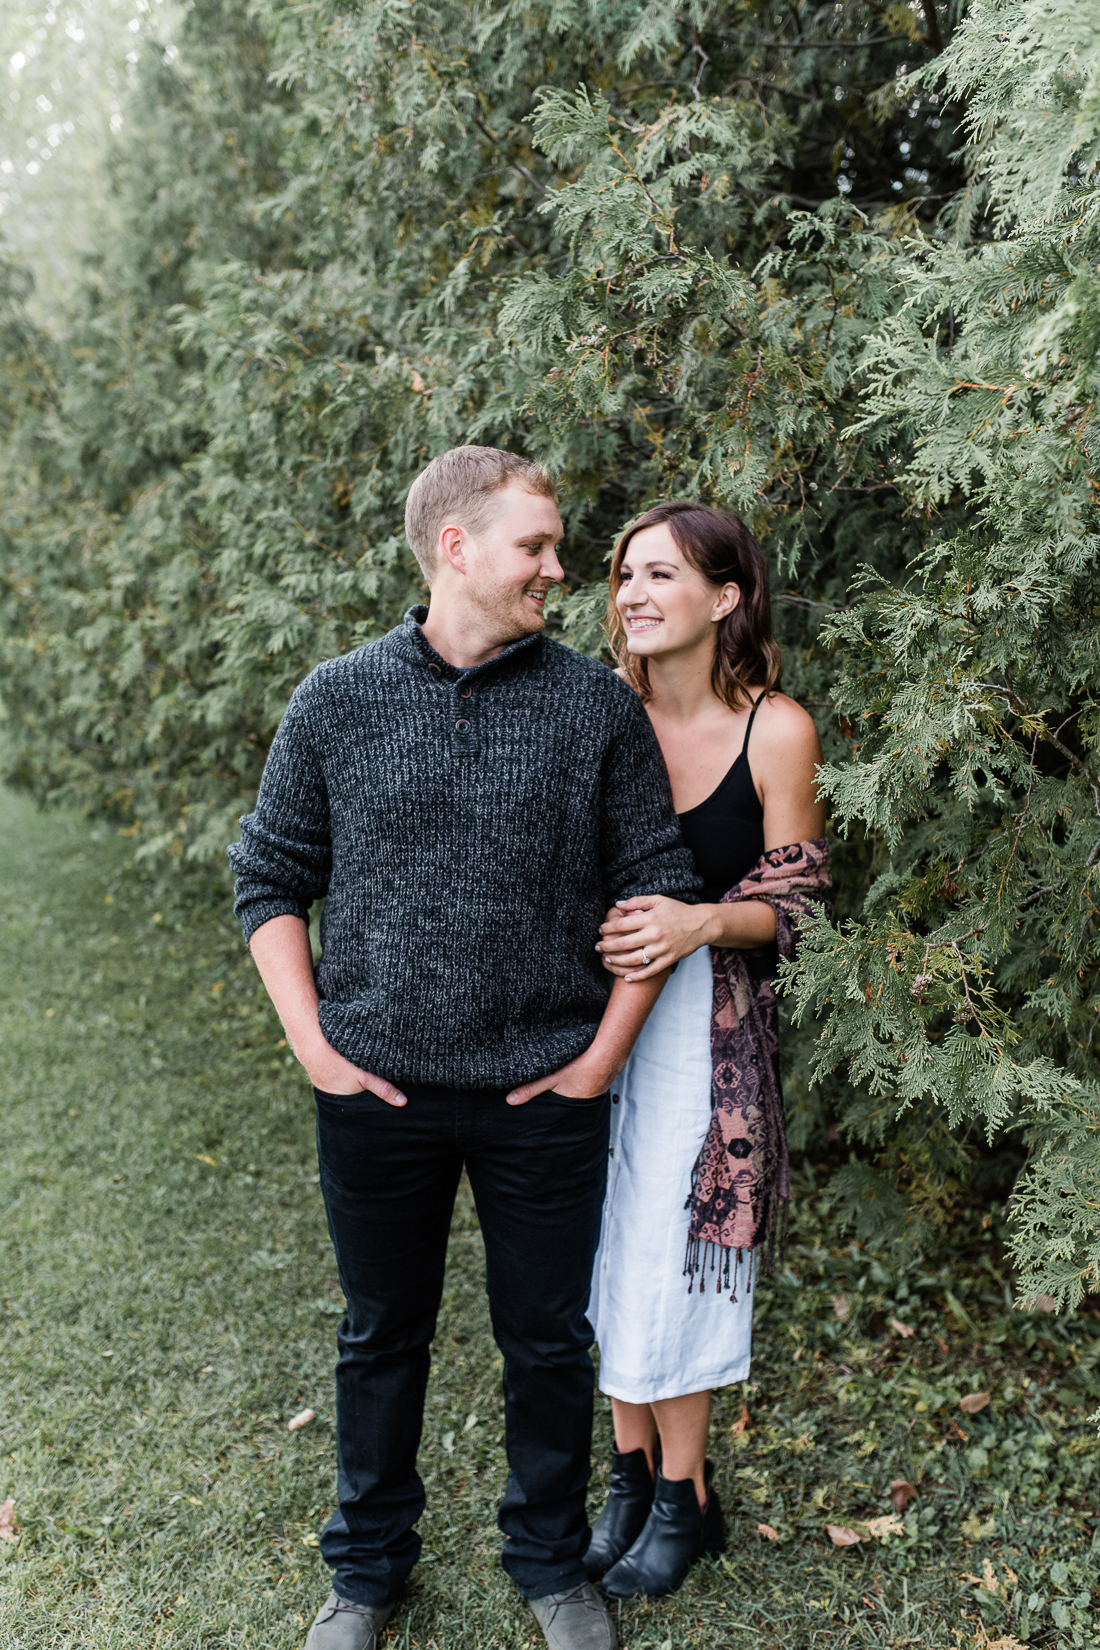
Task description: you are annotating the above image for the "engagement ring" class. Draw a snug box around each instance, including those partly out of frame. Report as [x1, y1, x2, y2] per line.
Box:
[641, 950, 650, 966]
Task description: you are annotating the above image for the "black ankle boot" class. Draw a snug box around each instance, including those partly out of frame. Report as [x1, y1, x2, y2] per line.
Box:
[583, 1447, 655, 1581]
[600, 1459, 725, 1599]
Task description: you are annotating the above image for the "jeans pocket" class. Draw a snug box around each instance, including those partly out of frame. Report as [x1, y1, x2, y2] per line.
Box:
[312, 1085, 381, 1103]
[545, 1089, 611, 1106]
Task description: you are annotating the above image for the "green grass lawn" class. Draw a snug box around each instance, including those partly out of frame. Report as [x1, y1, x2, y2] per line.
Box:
[1, 784, 1099, 1649]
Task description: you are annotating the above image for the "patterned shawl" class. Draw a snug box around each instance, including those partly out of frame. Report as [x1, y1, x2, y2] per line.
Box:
[685, 837, 831, 1300]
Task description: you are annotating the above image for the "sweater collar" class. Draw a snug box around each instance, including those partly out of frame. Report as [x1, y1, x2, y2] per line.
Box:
[391, 605, 544, 684]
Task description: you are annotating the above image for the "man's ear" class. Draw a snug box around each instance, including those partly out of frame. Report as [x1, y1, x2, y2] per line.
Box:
[438, 523, 468, 575]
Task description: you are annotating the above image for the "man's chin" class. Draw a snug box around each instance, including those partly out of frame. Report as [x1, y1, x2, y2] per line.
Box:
[474, 592, 548, 646]
[512, 596, 547, 634]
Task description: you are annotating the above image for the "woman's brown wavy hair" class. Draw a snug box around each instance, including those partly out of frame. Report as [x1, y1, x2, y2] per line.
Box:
[606, 500, 782, 709]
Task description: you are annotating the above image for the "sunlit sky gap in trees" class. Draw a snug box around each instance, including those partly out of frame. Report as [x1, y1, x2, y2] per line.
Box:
[0, 0, 179, 313]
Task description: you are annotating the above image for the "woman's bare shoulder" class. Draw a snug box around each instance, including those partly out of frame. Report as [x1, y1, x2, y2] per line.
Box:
[753, 691, 822, 758]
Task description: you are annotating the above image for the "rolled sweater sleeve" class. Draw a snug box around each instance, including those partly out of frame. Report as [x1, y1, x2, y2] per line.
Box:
[228, 686, 332, 943]
[601, 691, 702, 905]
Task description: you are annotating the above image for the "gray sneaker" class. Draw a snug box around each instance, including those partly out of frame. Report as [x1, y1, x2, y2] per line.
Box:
[529, 1581, 619, 1650]
[303, 1591, 395, 1650]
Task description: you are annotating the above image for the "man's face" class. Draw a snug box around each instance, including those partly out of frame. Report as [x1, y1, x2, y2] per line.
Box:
[457, 480, 565, 641]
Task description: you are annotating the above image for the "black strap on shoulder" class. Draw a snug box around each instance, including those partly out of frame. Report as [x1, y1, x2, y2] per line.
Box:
[741, 690, 767, 758]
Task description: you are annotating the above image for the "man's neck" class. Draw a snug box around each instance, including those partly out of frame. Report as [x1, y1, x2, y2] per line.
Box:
[419, 601, 528, 671]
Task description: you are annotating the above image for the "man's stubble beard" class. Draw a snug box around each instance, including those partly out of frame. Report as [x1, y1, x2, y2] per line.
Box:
[470, 576, 550, 646]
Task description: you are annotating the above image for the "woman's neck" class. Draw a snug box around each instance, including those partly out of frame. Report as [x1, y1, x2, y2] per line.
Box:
[645, 643, 724, 722]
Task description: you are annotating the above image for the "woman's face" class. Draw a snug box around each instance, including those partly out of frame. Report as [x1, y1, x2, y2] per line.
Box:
[615, 523, 739, 661]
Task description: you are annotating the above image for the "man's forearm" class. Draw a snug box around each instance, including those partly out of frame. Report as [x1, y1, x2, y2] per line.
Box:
[585, 973, 668, 1079]
[248, 913, 325, 1057]
[248, 914, 406, 1102]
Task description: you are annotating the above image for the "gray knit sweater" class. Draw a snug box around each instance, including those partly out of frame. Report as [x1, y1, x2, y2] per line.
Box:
[229, 607, 700, 1089]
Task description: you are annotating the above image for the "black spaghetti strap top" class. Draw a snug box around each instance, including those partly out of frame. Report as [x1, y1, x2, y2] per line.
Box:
[676, 692, 766, 903]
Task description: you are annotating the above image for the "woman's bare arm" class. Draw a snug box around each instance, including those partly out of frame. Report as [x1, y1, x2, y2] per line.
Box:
[598, 696, 825, 979]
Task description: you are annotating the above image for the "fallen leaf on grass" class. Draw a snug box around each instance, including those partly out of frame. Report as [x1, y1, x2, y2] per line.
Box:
[962, 1559, 1018, 1596]
[300, 1532, 320, 1548]
[1023, 1294, 1058, 1314]
[890, 1479, 917, 1511]
[959, 1391, 991, 1415]
[757, 1523, 780, 1541]
[960, 1513, 996, 1539]
[195, 1154, 217, 1167]
[0, 1500, 19, 1544]
[832, 1293, 850, 1320]
[730, 1404, 750, 1436]
[967, 1627, 1027, 1650]
[862, 1514, 905, 1538]
[890, 1317, 915, 1338]
[288, 1409, 316, 1432]
[826, 1512, 905, 1547]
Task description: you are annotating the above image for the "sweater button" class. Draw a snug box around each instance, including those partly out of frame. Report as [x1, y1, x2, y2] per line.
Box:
[460, 687, 472, 699]
[612, 1093, 620, 1104]
[455, 719, 471, 732]
[428, 663, 441, 675]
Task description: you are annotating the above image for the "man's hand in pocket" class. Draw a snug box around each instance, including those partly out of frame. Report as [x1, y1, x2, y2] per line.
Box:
[299, 1034, 407, 1106]
[505, 1048, 614, 1107]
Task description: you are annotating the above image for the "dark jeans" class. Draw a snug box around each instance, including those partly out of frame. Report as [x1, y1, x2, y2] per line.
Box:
[313, 1082, 611, 1606]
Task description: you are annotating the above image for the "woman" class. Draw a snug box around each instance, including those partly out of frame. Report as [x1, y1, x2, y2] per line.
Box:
[584, 501, 829, 1599]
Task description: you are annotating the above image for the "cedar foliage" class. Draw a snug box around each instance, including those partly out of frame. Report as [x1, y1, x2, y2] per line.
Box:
[1, 0, 962, 852]
[786, 1, 1100, 1305]
[2, 0, 1098, 1285]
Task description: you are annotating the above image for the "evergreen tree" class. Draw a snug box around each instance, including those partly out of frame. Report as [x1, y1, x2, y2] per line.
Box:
[168, 0, 963, 833]
[0, 0, 293, 857]
[13, 0, 1098, 1269]
[784, 0, 1100, 1296]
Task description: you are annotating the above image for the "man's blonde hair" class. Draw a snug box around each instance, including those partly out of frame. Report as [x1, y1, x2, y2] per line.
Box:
[404, 445, 557, 578]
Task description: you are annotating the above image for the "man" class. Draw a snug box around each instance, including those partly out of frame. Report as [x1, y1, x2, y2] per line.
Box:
[229, 446, 699, 1650]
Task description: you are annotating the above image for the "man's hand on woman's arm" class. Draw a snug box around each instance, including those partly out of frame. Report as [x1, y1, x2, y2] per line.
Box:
[505, 974, 668, 1106]
[248, 914, 407, 1106]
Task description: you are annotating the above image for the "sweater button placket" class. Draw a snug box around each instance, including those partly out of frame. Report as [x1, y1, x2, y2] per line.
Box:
[449, 680, 479, 756]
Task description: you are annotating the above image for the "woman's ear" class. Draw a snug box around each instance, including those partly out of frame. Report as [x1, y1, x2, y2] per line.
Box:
[711, 582, 741, 622]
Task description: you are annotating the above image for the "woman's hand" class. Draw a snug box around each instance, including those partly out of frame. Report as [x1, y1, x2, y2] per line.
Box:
[597, 896, 716, 982]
